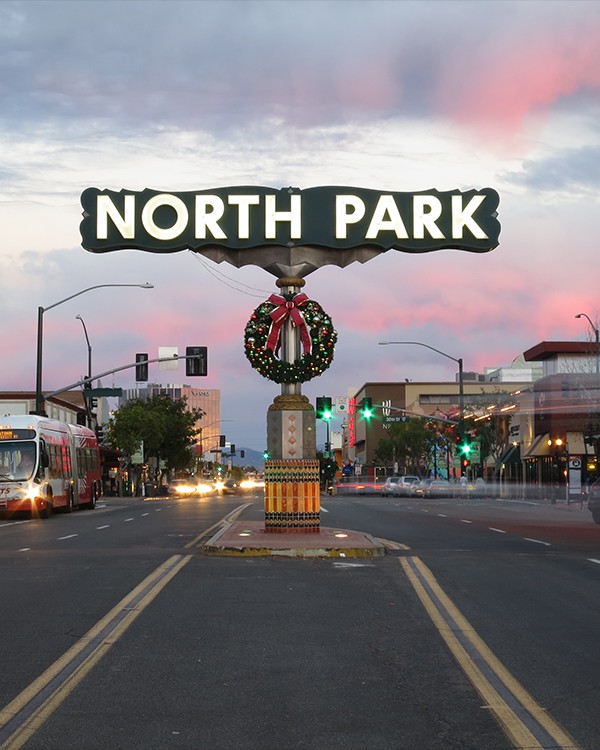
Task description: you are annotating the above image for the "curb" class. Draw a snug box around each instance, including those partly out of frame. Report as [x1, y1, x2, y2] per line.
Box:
[199, 521, 386, 559]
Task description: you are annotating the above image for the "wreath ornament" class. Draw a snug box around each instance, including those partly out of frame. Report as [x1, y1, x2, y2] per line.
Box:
[244, 292, 337, 384]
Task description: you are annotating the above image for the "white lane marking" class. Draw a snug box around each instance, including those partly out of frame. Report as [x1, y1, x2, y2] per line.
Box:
[96, 525, 110, 530]
[460, 519, 472, 524]
[489, 528, 507, 534]
[320, 506, 329, 512]
[524, 537, 551, 546]
[57, 534, 78, 541]
[588, 558, 600, 565]
[155, 508, 162, 512]
[18, 548, 30, 552]
[141, 513, 149, 517]
[0, 520, 31, 528]
[437, 513, 447, 517]
[124, 517, 134, 522]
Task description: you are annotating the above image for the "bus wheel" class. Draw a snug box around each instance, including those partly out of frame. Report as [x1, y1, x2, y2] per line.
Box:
[85, 487, 97, 510]
[64, 488, 74, 513]
[40, 498, 53, 518]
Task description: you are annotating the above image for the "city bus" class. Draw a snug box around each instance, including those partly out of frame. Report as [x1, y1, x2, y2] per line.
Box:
[0, 414, 102, 517]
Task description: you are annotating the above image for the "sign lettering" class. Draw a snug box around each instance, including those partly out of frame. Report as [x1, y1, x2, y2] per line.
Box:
[81, 186, 500, 254]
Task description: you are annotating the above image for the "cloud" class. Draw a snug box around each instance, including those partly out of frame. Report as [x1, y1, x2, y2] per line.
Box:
[2, 0, 600, 450]
[2, 0, 599, 140]
[506, 145, 600, 192]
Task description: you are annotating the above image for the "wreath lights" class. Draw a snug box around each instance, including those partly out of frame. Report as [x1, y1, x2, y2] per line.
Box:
[244, 292, 337, 384]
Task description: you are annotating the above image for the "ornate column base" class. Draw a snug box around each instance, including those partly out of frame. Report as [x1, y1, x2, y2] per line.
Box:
[264, 458, 321, 532]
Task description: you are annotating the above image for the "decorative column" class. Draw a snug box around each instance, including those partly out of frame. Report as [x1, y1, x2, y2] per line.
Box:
[244, 276, 337, 533]
[264, 278, 320, 532]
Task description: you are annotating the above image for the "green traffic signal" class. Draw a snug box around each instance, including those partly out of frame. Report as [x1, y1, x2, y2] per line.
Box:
[360, 397, 373, 419]
[316, 396, 333, 421]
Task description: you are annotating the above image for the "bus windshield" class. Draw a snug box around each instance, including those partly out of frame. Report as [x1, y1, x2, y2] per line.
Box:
[0, 441, 37, 481]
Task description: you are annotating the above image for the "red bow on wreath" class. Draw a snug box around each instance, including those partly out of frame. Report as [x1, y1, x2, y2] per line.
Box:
[266, 292, 311, 355]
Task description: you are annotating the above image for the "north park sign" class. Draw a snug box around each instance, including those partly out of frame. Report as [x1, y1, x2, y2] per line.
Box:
[80, 185, 500, 255]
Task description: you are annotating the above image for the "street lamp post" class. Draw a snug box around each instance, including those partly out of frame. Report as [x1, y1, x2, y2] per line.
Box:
[33, 283, 153, 415]
[378, 340, 464, 431]
[575, 312, 599, 376]
[75, 315, 92, 387]
[75, 315, 93, 427]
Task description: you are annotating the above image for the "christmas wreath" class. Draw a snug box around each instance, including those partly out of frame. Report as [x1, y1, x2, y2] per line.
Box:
[244, 292, 337, 384]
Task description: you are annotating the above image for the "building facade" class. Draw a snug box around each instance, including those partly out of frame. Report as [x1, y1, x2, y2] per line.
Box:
[0, 391, 87, 424]
[348, 380, 530, 473]
[519, 342, 600, 496]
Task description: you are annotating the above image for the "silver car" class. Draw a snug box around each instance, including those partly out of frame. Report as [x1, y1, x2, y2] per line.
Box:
[382, 476, 402, 496]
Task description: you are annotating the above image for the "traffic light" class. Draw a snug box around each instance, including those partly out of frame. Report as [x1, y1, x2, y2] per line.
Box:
[263, 450, 270, 459]
[135, 353, 148, 382]
[316, 397, 332, 421]
[230, 444, 236, 455]
[185, 346, 207, 377]
[360, 397, 373, 419]
[456, 435, 472, 462]
[219, 435, 226, 448]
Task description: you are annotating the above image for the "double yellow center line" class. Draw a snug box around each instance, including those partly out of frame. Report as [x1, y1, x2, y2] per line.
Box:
[0, 554, 191, 750]
[401, 556, 580, 750]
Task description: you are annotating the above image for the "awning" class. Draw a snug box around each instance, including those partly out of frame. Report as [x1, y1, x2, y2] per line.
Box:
[523, 433, 550, 458]
[499, 443, 521, 464]
[566, 431, 586, 455]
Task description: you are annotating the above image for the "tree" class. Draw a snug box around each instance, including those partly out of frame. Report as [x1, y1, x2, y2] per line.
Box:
[374, 419, 440, 475]
[108, 395, 204, 473]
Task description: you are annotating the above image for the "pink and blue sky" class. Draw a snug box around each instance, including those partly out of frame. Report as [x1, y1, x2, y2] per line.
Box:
[1, 0, 599, 451]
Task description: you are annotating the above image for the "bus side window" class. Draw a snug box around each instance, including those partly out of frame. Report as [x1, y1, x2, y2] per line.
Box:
[39, 439, 49, 469]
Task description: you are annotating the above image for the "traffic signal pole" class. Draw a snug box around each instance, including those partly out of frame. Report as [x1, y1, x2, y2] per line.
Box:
[42, 353, 205, 402]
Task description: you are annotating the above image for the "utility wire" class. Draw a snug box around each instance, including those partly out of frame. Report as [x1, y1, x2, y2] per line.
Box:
[189, 251, 272, 298]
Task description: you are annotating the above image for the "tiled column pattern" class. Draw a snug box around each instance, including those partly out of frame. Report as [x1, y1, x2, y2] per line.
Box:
[264, 459, 320, 532]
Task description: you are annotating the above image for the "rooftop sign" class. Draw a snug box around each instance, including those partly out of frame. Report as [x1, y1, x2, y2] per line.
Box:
[80, 185, 500, 254]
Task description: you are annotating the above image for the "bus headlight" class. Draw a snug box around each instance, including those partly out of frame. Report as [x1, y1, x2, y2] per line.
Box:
[23, 484, 41, 501]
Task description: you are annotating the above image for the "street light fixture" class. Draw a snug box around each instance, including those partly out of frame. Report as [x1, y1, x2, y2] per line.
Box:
[75, 315, 92, 388]
[75, 314, 93, 427]
[378, 340, 465, 432]
[575, 312, 599, 376]
[34, 283, 154, 415]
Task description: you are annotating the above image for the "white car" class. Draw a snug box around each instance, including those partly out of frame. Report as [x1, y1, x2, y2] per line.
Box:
[395, 475, 422, 496]
[382, 477, 402, 496]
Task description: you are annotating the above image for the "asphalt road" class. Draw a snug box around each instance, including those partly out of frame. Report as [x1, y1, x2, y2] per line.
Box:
[0, 492, 599, 750]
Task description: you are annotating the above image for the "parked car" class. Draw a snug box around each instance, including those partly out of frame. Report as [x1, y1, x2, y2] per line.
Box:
[423, 479, 456, 498]
[382, 475, 421, 497]
[395, 475, 421, 496]
[410, 480, 427, 497]
[382, 476, 402, 496]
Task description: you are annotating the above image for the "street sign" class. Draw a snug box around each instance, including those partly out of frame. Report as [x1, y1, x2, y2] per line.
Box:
[335, 396, 348, 414]
[84, 387, 123, 397]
